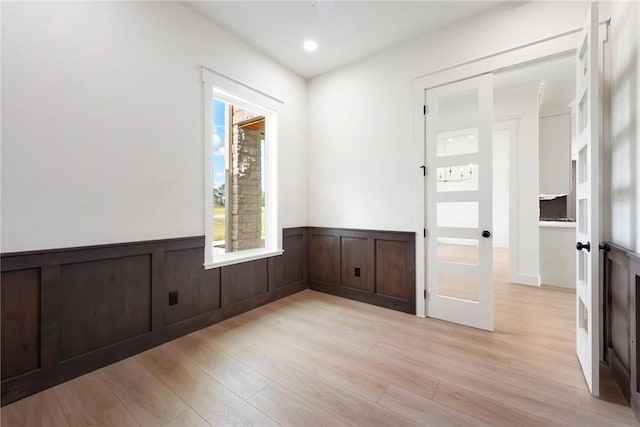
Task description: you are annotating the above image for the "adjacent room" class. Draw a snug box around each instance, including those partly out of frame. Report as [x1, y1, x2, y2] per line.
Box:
[2, 1, 639, 426]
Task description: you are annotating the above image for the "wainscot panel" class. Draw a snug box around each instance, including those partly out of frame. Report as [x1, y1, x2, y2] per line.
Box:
[309, 232, 340, 285]
[0, 228, 307, 405]
[164, 247, 221, 326]
[60, 254, 152, 361]
[375, 239, 412, 300]
[603, 243, 640, 423]
[222, 259, 269, 306]
[270, 231, 307, 290]
[308, 227, 415, 314]
[1, 268, 41, 381]
[341, 236, 371, 292]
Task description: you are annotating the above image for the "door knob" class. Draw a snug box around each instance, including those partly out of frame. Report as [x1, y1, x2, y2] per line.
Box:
[482, 230, 491, 238]
[599, 243, 611, 253]
[576, 241, 591, 252]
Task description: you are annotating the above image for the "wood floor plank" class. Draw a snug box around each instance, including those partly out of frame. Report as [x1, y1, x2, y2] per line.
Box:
[370, 339, 636, 427]
[100, 357, 187, 426]
[248, 382, 350, 427]
[370, 341, 583, 407]
[236, 344, 419, 427]
[52, 371, 139, 427]
[378, 384, 490, 427]
[230, 316, 440, 401]
[136, 344, 279, 427]
[193, 321, 254, 356]
[162, 409, 210, 427]
[223, 320, 389, 401]
[0, 389, 70, 427]
[169, 332, 270, 399]
[433, 382, 563, 427]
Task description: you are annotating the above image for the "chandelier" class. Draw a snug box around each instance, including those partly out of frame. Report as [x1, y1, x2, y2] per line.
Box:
[437, 165, 473, 183]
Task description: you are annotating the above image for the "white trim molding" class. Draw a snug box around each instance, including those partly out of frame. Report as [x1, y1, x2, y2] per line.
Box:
[413, 29, 583, 316]
[201, 67, 283, 268]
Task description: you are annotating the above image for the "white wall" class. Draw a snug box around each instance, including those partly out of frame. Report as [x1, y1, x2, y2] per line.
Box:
[307, 1, 588, 232]
[607, 1, 640, 254]
[492, 128, 509, 248]
[1, 2, 307, 252]
[494, 84, 541, 284]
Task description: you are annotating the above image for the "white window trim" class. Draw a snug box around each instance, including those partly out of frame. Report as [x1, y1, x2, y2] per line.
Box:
[201, 67, 283, 269]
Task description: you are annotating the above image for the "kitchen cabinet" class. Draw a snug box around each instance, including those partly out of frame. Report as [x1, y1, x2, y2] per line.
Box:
[539, 221, 576, 288]
[539, 114, 572, 195]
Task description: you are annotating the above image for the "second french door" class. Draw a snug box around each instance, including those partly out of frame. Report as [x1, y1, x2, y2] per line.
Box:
[425, 73, 494, 331]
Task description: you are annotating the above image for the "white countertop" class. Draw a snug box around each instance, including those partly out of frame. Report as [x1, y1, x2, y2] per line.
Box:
[539, 221, 577, 229]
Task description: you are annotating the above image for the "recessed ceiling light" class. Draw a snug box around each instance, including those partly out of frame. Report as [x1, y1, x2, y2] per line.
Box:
[303, 40, 318, 52]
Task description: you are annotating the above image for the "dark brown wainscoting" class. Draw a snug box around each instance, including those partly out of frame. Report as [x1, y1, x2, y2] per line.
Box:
[307, 227, 416, 314]
[0, 228, 307, 406]
[603, 243, 640, 422]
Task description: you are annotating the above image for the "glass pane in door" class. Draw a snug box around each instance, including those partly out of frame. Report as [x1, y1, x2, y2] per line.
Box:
[436, 202, 479, 228]
[438, 272, 479, 302]
[436, 128, 479, 157]
[437, 89, 479, 117]
[436, 238, 479, 265]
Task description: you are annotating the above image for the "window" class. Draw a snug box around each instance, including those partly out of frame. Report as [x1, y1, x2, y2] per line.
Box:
[202, 68, 282, 268]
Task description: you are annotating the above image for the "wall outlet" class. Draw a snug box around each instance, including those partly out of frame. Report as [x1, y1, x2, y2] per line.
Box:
[354, 266, 361, 277]
[168, 290, 179, 306]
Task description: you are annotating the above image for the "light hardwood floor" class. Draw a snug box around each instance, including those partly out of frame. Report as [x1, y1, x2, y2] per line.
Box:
[2, 249, 638, 426]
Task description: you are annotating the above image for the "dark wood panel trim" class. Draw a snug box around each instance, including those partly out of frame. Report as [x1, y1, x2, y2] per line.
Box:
[151, 249, 164, 332]
[1, 232, 305, 406]
[631, 261, 640, 422]
[1, 236, 204, 271]
[610, 346, 631, 402]
[604, 257, 612, 365]
[270, 228, 307, 291]
[1, 236, 204, 258]
[308, 228, 416, 314]
[308, 231, 340, 285]
[308, 227, 415, 240]
[40, 265, 60, 369]
[608, 242, 640, 263]
[309, 280, 413, 313]
[604, 243, 640, 423]
[1, 331, 159, 406]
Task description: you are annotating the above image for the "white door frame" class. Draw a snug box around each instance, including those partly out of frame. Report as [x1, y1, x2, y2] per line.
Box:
[413, 29, 583, 318]
[493, 119, 519, 284]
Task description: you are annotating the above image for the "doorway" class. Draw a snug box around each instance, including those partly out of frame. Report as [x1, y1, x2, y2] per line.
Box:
[493, 53, 578, 292]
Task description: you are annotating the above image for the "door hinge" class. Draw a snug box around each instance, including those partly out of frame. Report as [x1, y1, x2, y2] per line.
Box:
[423, 289, 427, 299]
[420, 165, 426, 176]
[423, 105, 428, 115]
[423, 228, 427, 238]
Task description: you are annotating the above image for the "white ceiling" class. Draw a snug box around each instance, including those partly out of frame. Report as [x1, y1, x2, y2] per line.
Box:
[182, 1, 506, 78]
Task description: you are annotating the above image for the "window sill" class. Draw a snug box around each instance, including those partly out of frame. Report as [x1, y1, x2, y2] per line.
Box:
[203, 248, 284, 269]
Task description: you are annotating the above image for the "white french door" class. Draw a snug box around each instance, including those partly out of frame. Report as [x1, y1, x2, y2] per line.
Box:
[575, 2, 600, 395]
[425, 74, 494, 331]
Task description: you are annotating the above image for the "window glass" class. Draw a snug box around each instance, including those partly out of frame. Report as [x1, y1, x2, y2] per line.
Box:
[212, 99, 266, 255]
